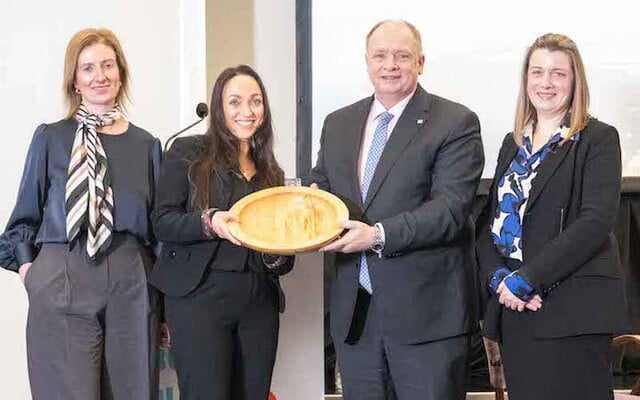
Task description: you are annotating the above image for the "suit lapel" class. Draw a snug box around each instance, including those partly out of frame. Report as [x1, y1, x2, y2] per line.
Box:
[209, 171, 237, 210]
[363, 87, 431, 211]
[346, 97, 374, 207]
[524, 141, 575, 213]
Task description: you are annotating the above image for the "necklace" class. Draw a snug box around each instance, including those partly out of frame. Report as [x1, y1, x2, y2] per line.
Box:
[239, 167, 255, 180]
[239, 158, 255, 180]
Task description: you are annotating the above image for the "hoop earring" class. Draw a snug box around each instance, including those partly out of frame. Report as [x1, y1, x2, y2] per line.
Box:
[75, 88, 81, 94]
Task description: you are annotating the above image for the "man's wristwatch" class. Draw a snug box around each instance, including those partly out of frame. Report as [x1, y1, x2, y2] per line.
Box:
[371, 222, 385, 258]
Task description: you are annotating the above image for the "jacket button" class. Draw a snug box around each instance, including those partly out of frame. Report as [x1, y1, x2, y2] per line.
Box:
[169, 250, 177, 258]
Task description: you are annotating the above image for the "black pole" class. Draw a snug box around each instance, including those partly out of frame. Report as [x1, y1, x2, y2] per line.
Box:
[296, 0, 312, 182]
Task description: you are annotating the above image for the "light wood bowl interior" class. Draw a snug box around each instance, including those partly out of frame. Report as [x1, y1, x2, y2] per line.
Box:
[229, 186, 348, 254]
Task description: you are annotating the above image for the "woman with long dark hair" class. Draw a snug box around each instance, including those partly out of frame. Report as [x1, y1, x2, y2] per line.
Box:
[149, 64, 294, 400]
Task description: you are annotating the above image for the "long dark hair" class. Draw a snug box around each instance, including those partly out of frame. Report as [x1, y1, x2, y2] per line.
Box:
[190, 65, 284, 211]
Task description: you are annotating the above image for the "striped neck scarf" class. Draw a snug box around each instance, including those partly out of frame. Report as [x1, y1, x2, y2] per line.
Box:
[65, 104, 120, 262]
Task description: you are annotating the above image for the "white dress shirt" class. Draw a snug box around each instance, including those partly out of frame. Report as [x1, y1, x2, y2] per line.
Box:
[358, 92, 414, 185]
[358, 90, 415, 245]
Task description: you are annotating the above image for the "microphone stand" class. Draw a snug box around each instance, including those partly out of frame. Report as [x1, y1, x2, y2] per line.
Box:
[163, 117, 206, 152]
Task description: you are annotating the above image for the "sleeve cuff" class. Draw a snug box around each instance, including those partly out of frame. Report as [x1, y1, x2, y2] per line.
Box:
[14, 242, 37, 267]
[0, 240, 17, 272]
[377, 223, 386, 244]
[503, 271, 535, 301]
[489, 267, 511, 294]
[378, 216, 405, 255]
[200, 208, 219, 239]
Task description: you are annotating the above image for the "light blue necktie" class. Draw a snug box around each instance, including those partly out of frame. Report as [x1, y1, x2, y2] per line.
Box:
[359, 111, 394, 293]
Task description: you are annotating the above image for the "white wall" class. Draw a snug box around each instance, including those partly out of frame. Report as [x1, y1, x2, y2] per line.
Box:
[254, 1, 326, 399]
[0, 1, 206, 397]
[312, 0, 640, 177]
[254, 0, 298, 177]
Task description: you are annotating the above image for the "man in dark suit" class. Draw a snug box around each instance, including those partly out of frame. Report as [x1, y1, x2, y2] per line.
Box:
[310, 20, 484, 400]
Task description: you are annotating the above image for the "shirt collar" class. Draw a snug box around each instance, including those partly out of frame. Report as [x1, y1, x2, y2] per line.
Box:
[371, 90, 415, 121]
[523, 125, 573, 156]
[523, 124, 577, 141]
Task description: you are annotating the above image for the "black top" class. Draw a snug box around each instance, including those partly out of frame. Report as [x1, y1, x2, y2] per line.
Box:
[152, 135, 272, 273]
[0, 119, 161, 271]
[148, 135, 294, 308]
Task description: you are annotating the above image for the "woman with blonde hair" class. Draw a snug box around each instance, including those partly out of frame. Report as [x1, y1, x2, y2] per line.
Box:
[0, 28, 160, 399]
[476, 33, 628, 400]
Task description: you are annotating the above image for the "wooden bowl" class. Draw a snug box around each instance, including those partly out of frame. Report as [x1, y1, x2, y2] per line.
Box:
[228, 186, 348, 254]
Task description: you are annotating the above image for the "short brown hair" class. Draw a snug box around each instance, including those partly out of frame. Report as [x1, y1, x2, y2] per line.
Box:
[62, 28, 131, 119]
[513, 33, 589, 144]
[366, 20, 423, 54]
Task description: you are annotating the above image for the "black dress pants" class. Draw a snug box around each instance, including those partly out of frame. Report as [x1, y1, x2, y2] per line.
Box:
[165, 270, 279, 400]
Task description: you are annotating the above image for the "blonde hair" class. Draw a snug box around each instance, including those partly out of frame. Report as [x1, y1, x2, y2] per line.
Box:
[513, 33, 589, 144]
[62, 28, 131, 119]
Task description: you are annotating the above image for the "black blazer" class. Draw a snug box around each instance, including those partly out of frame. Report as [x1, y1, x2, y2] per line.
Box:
[310, 86, 485, 344]
[148, 136, 293, 312]
[476, 118, 629, 341]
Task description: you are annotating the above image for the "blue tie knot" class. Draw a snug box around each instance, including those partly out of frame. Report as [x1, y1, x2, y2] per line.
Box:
[378, 111, 394, 126]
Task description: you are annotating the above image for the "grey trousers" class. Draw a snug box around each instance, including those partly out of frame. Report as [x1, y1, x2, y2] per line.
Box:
[335, 292, 470, 400]
[24, 234, 157, 400]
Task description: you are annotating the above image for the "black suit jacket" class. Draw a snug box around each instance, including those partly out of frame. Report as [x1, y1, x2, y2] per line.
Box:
[148, 136, 293, 311]
[476, 118, 629, 341]
[310, 86, 484, 344]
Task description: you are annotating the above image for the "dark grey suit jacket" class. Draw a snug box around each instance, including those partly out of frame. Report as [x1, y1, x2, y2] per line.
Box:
[310, 85, 484, 344]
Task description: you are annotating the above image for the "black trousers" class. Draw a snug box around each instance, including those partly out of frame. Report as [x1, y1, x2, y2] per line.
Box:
[500, 332, 613, 400]
[335, 289, 470, 400]
[165, 270, 279, 400]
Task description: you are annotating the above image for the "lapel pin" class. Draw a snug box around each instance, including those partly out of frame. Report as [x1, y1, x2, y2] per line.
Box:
[417, 119, 424, 125]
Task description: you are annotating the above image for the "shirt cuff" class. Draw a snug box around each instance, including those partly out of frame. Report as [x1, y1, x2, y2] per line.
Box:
[200, 208, 218, 239]
[377, 223, 386, 245]
[15, 242, 37, 265]
[489, 267, 511, 294]
[503, 270, 535, 301]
